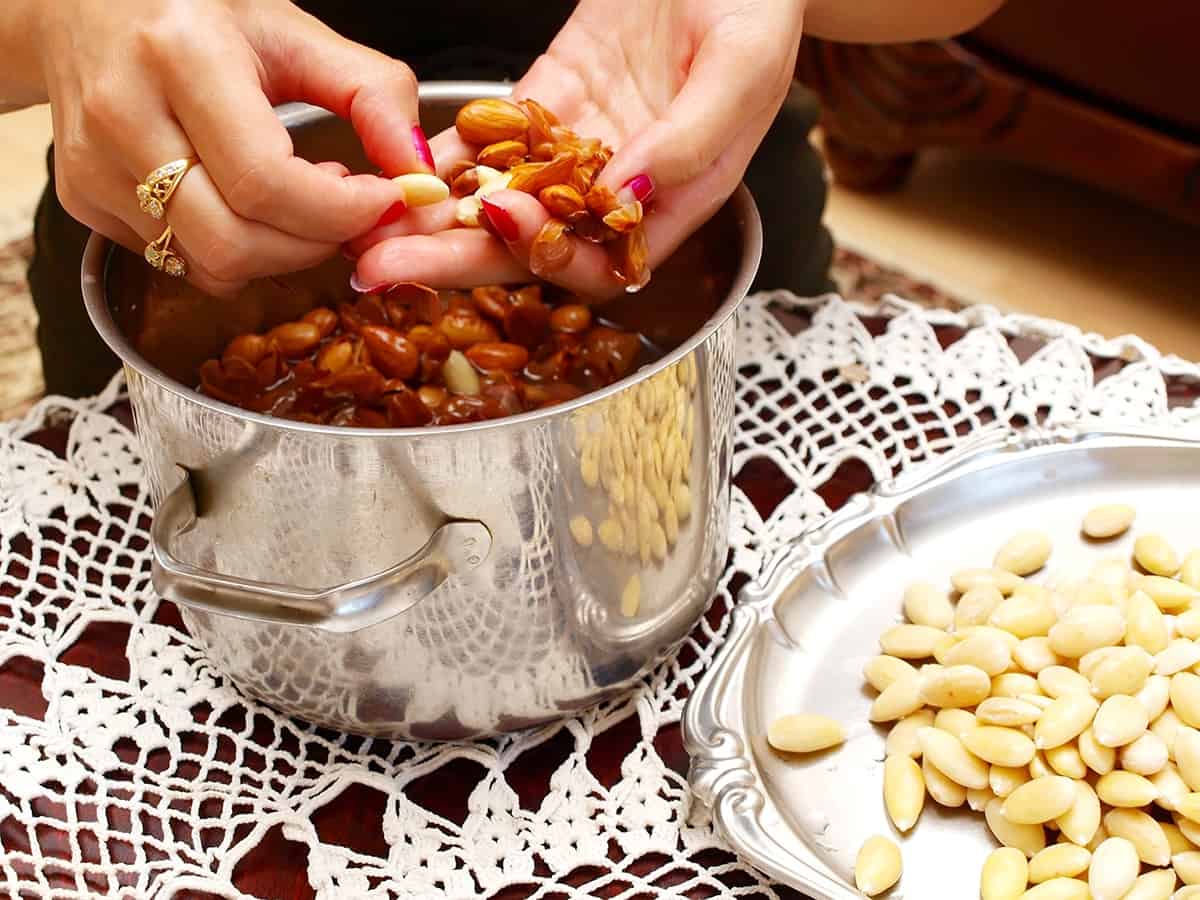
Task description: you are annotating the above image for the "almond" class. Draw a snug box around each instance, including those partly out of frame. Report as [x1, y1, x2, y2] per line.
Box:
[529, 220, 575, 277]
[538, 183, 586, 218]
[455, 98, 530, 146]
[477, 140, 529, 170]
[603, 201, 644, 234]
[507, 151, 578, 195]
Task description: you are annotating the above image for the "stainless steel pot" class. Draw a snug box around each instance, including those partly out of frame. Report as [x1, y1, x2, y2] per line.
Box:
[82, 82, 762, 739]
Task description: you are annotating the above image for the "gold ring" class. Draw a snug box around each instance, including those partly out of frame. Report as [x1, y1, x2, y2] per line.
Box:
[136, 157, 197, 220]
[144, 225, 187, 277]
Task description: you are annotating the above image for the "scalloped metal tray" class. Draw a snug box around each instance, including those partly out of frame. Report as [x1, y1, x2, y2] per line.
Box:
[684, 425, 1200, 899]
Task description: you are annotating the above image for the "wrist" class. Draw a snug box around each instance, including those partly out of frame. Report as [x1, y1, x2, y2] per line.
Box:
[0, 0, 49, 110]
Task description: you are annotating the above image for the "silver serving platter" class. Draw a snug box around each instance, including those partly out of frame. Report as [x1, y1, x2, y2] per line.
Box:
[684, 425, 1200, 899]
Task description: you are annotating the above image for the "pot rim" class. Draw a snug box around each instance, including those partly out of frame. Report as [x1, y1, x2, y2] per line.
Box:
[80, 81, 763, 439]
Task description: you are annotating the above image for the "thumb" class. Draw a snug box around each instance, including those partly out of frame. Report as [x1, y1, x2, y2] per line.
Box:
[250, 8, 433, 178]
[598, 18, 798, 196]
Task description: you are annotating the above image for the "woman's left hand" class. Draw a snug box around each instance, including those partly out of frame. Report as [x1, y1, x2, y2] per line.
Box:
[348, 0, 804, 298]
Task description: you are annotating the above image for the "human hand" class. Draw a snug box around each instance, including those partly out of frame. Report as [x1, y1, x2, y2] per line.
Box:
[37, 0, 432, 295]
[350, 0, 804, 300]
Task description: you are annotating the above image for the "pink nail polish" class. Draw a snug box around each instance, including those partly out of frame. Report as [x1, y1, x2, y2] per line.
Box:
[374, 201, 408, 229]
[413, 125, 435, 172]
[350, 272, 388, 293]
[623, 174, 655, 204]
[480, 198, 519, 242]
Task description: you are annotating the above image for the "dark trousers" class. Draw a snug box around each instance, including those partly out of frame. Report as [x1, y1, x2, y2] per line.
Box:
[29, 3, 832, 398]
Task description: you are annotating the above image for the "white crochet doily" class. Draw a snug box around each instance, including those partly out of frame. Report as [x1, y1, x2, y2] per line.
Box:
[3, 293, 1200, 899]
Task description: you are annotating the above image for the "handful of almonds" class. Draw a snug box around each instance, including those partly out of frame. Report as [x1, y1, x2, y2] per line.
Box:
[768, 506, 1200, 899]
[448, 98, 651, 293]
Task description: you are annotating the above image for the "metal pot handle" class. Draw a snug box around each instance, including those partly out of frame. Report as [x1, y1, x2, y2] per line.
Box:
[150, 471, 491, 634]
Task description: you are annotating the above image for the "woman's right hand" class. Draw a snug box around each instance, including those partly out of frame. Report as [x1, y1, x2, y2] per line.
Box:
[35, 0, 428, 295]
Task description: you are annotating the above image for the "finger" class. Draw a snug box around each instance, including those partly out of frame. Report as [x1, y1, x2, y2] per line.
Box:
[153, 29, 404, 242]
[427, 127, 480, 179]
[353, 229, 531, 292]
[598, 20, 796, 194]
[249, 8, 433, 176]
[343, 199, 462, 259]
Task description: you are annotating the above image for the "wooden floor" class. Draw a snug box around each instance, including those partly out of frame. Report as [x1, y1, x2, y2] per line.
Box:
[1, 105, 1199, 418]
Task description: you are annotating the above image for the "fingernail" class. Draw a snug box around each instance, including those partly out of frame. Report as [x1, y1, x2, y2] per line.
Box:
[622, 174, 655, 205]
[374, 200, 407, 229]
[412, 125, 435, 172]
[350, 272, 388, 293]
[480, 198, 519, 242]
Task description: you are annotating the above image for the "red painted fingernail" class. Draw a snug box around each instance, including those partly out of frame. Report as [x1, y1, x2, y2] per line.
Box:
[374, 200, 408, 229]
[413, 125, 435, 172]
[480, 198, 519, 242]
[350, 272, 388, 293]
[624, 174, 655, 204]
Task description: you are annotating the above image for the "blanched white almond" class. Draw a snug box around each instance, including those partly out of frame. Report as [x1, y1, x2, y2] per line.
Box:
[1104, 809, 1172, 866]
[1091, 646, 1154, 697]
[996, 531, 1053, 576]
[953, 568, 1024, 596]
[883, 754, 924, 832]
[1097, 770, 1159, 807]
[1156, 710, 1187, 756]
[870, 675, 925, 723]
[1094, 694, 1151, 747]
[969, 786, 996, 812]
[1159, 640, 1200, 676]
[1046, 743, 1087, 779]
[1177, 728, 1200, 793]
[1174, 673, 1200, 728]
[1089, 837, 1140, 900]
[1080, 727, 1117, 775]
[1056, 780, 1102, 847]
[1137, 534, 1181, 577]
[964, 726, 1038, 767]
[767, 713, 846, 753]
[987, 797, 1047, 857]
[917, 726, 989, 789]
[1039, 666, 1092, 699]
[1163, 821, 1195, 855]
[1179, 814, 1200, 846]
[1082, 504, 1135, 539]
[992, 764, 1031, 798]
[982, 846, 1030, 900]
[1021, 693, 1055, 711]
[1030, 750, 1052, 779]
[864, 655, 919, 692]
[854, 835, 902, 896]
[1124, 868, 1176, 900]
[1142, 576, 1200, 611]
[1140, 675, 1174, 722]
[1035, 694, 1100, 750]
[879, 624, 947, 659]
[1177, 793, 1200, 824]
[1029, 844, 1091, 883]
[1154, 764, 1192, 812]
[1123, 731, 1171, 776]
[935, 707, 979, 742]
[946, 632, 1013, 676]
[393, 172, 450, 207]
[1049, 606, 1127, 658]
[904, 580, 954, 629]
[1129, 590, 1172, 655]
[933, 632, 960, 664]
[1004, 776, 1079, 824]
[958, 585, 1006, 630]
[885, 709, 935, 759]
[923, 753, 968, 807]
[1175, 883, 1200, 899]
[995, 673, 1043, 698]
[1176, 850, 1200, 885]
[1177, 610, 1200, 640]
[1016, 637, 1061, 674]
[922, 664, 992, 708]
[992, 594, 1058, 639]
[978, 697, 1045, 728]
[1019, 877, 1089, 899]
[1080, 645, 1125, 680]
[1183, 551, 1200, 591]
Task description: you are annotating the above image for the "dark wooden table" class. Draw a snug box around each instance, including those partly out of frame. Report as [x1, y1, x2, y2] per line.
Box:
[4, 309, 1195, 899]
